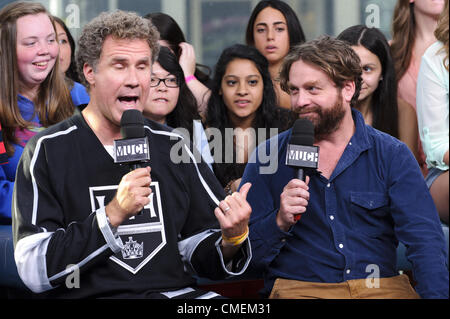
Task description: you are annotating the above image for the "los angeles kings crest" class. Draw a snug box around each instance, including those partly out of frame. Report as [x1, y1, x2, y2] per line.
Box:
[89, 182, 166, 274]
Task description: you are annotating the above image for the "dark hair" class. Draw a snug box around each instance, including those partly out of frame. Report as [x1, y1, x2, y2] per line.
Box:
[156, 46, 201, 139]
[245, 0, 305, 48]
[144, 12, 211, 85]
[52, 15, 80, 83]
[205, 44, 294, 186]
[337, 25, 399, 138]
[280, 35, 362, 108]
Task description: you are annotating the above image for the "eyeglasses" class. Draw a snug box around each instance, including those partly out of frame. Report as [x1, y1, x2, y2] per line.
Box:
[150, 76, 179, 88]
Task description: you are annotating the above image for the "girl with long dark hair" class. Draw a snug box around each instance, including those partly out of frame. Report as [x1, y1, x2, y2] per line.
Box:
[205, 44, 293, 192]
[338, 25, 420, 162]
[245, 0, 305, 109]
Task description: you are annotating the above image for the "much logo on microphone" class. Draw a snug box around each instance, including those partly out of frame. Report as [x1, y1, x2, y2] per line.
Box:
[114, 137, 149, 163]
[285, 144, 319, 169]
[113, 109, 150, 164]
[285, 118, 319, 171]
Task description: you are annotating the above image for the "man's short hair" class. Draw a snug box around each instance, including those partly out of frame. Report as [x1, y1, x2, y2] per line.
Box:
[279, 35, 362, 107]
[76, 10, 160, 90]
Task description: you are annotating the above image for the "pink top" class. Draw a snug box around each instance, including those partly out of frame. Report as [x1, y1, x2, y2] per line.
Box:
[398, 55, 427, 173]
[397, 53, 420, 110]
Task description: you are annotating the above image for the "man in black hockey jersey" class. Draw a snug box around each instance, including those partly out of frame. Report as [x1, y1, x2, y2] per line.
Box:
[12, 10, 252, 298]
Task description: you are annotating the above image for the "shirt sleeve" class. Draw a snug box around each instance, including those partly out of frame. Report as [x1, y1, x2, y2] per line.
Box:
[0, 165, 13, 221]
[388, 142, 448, 298]
[240, 140, 292, 273]
[12, 134, 120, 294]
[416, 44, 449, 170]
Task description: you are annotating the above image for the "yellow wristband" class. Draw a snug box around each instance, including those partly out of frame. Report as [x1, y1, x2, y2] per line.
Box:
[222, 227, 249, 247]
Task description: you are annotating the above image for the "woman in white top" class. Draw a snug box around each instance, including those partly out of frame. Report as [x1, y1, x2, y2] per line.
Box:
[416, 1, 449, 224]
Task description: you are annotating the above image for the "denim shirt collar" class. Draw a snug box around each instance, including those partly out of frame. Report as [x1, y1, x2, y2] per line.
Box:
[329, 108, 372, 181]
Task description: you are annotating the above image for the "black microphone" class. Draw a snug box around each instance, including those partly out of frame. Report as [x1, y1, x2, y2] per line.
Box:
[286, 118, 319, 181]
[285, 118, 319, 221]
[114, 110, 150, 216]
[114, 109, 150, 170]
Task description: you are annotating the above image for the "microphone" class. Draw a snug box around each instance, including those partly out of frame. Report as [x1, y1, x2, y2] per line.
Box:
[114, 109, 150, 170]
[285, 118, 319, 220]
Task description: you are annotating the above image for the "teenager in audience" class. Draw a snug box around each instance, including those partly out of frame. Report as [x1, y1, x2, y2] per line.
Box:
[144, 12, 211, 115]
[0, 2, 74, 224]
[390, 0, 445, 174]
[245, 0, 305, 109]
[52, 15, 90, 107]
[416, 0, 449, 224]
[338, 25, 420, 162]
[143, 46, 213, 169]
[205, 44, 293, 193]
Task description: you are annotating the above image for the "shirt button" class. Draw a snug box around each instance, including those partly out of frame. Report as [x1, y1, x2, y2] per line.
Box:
[346, 269, 351, 274]
[339, 243, 344, 249]
[349, 142, 352, 146]
[329, 215, 335, 221]
[327, 183, 331, 188]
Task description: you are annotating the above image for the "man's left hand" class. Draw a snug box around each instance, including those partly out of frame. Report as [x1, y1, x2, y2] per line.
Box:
[214, 182, 252, 239]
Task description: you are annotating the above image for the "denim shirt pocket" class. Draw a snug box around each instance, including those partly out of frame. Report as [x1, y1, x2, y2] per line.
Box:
[350, 191, 390, 237]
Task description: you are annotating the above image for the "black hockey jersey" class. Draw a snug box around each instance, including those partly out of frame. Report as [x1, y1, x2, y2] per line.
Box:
[12, 113, 250, 298]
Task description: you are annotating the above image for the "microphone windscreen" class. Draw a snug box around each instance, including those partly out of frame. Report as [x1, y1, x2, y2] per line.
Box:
[120, 109, 145, 139]
[290, 118, 314, 146]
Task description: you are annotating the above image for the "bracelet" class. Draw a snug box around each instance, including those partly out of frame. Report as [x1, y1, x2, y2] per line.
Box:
[185, 75, 196, 83]
[222, 226, 249, 247]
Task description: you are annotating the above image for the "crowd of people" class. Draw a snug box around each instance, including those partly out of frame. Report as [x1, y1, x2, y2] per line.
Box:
[0, 0, 448, 299]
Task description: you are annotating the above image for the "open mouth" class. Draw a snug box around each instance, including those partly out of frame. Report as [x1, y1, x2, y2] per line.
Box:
[118, 95, 139, 106]
[235, 100, 250, 107]
[32, 61, 50, 69]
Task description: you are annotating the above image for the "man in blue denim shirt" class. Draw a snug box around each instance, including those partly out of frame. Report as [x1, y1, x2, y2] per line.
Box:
[241, 36, 448, 299]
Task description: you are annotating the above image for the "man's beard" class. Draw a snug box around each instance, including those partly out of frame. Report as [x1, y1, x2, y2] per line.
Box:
[295, 93, 346, 141]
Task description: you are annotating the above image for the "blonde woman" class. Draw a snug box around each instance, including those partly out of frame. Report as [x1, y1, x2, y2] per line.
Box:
[416, 0, 449, 224]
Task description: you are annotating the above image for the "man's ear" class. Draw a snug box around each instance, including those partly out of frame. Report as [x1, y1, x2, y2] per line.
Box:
[83, 63, 95, 87]
[341, 80, 356, 104]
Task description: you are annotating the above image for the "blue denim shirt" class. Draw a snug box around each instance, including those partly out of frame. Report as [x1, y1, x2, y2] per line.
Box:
[241, 109, 448, 299]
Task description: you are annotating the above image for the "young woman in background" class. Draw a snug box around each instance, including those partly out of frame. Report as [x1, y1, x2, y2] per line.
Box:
[390, 0, 445, 174]
[245, 0, 305, 109]
[338, 25, 420, 163]
[0, 2, 74, 223]
[205, 44, 293, 193]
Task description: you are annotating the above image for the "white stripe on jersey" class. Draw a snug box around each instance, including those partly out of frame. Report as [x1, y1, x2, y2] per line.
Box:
[145, 126, 221, 206]
[196, 291, 220, 299]
[160, 287, 195, 298]
[48, 243, 110, 282]
[30, 125, 78, 225]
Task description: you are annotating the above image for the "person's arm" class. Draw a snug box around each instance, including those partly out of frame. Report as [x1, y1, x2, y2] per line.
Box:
[176, 145, 251, 280]
[240, 140, 295, 272]
[12, 136, 130, 293]
[397, 98, 420, 162]
[416, 49, 449, 170]
[388, 142, 448, 298]
[178, 42, 211, 115]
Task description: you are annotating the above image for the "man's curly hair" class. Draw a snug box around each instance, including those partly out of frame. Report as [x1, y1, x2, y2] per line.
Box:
[76, 10, 160, 90]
